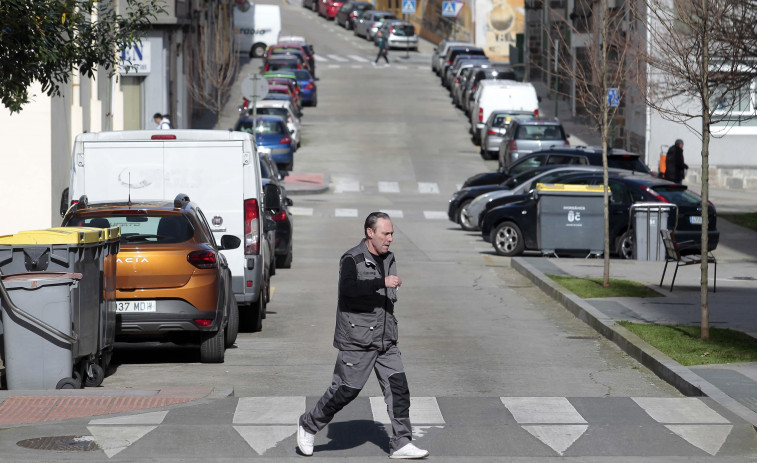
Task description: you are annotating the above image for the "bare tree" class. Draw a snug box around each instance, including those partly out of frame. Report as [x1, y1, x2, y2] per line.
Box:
[538, 0, 641, 286]
[635, 0, 757, 339]
[186, 2, 239, 117]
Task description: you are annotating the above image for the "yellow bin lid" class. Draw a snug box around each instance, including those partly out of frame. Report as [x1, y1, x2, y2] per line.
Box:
[536, 183, 605, 193]
[0, 227, 104, 245]
[48, 226, 121, 242]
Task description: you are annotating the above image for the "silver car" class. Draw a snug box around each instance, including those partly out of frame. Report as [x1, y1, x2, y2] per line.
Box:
[498, 118, 570, 168]
[380, 20, 418, 50]
[354, 10, 396, 39]
[480, 110, 535, 159]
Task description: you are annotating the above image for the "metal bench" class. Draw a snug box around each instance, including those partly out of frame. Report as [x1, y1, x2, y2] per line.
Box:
[659, 229, 717, 292]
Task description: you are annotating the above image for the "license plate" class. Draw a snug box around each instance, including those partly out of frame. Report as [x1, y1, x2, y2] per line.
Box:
[689, 216, 702, 224]
[116, 300, 156, 313]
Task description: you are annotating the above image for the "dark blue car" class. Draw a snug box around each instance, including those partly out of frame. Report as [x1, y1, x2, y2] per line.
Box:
[235, 115, 295, 171]
[294, 70, 317, 107]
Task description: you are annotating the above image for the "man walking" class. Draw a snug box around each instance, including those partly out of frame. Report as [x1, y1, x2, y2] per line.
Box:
[373, 30, 390, 66]
[153, 113, 172, 130]
[665, 139, 688, 184]
[298, 212, 429, 460]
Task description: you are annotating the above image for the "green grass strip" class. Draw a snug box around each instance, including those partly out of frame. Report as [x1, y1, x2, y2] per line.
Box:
[721, 212, 757, 233]
[548, 275, 662, 298]
[618, 322, 757, 366]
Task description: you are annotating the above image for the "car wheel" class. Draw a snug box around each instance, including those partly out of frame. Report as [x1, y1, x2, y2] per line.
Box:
[458, 200, 479, 231]
[56, 376, 81, 390]
[84, 363, 105, 387]
[224, 292, 239, 349]
[491, 221, 525, 256]
[241, 295, 264, 332]
[616, 230, 634, 259]
[251, 44, 266, 58]
[200, 328, 225, 363]
[276, 249, 293, 268]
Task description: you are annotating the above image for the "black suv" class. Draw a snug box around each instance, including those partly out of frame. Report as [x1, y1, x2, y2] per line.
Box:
[462, 146, 652, 188]
[336, 1, 373, 29]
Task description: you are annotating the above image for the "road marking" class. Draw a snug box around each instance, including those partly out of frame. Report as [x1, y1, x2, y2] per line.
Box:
[334, 178, 361, 193]
[501, 397, 587, 424]
[289, 206, 314, 216]
[418, 182, 440, 194]
[348, 54, 370, 62]
[378, 181, 400, 193]
[87, 425, 157, 458]
[327, 54, 350, 62]
[328, 64, 340, 68]
[314, 54, 328, 62]
[89, 410, 168, 425]
[351, 64, 363, 69]
[335, 208, 359, 217]
[396, 65, 408, 70]
[666, 425, 733, 456]
[233, 426, 296, 455]
[233, 397, 304, 424]
[380, 209, 403, 218]
[522, 425, 588, 456]
[632, 397, 730, 424]
[370, 397, 444, 424]
[423, 211, 447, 219]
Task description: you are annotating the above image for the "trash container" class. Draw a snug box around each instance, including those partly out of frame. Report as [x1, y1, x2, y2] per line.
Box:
[630, 203, 678, 261]
[537, 183, 605, 256]
[0, 272, 81, 389]
[0, 226, 120, 387]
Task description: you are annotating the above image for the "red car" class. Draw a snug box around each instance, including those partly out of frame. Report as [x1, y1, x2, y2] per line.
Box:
[318, 0, 345, 19]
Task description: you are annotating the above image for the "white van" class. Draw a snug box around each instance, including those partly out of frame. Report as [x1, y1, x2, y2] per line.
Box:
[234, 2, 281, 58]
[470, 81, 539, 144]
[64, 130, 280, 331]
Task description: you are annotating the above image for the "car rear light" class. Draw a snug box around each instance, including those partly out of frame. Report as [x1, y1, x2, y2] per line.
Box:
[194, 319, 213, 327]
[151, 135, 176, 140]
[534, 109, 539, 117]
[448, 59, 453, 64]
[487, 129, 497, 135]
[478, 108, 484, 122]
[305, 82, 314, 90]
[640, 185, 670, 203]
[455, 77, 460, 85]
[280, 136, 291, 144]
[350, 11, 357, 18]
[563, 140, 570, 146]
[244, 198, 260, 255]
[508, 139, 518, 152]
[187, 250, 217, 269]
[271, 210, 288, 222]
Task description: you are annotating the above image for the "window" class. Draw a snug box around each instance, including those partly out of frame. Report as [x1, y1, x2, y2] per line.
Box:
[73, 214, 194, 244]
[711, 80, 757, 127]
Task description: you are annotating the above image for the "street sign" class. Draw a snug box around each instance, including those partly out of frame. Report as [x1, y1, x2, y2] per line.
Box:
[607, 88, 619, 107]
[402, 0, 416, 14]
[241, 74, 269, 101]
[442, 1, 464, 18]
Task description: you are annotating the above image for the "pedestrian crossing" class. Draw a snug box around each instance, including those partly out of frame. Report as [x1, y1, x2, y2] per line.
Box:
[314, 53, 429, 71]
[72, 396, 751, 458]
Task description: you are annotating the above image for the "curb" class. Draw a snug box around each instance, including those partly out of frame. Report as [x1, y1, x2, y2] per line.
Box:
[512, 256, 757, 428]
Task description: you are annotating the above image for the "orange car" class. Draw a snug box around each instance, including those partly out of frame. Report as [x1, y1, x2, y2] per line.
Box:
[62, 194, 240, 363]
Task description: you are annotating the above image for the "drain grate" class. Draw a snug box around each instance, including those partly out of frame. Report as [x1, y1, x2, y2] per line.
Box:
[17, 435, 99, 452]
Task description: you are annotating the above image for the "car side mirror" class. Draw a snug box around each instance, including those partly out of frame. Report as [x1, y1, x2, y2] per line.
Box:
[59, 188, 69, 218]
[264, 216, 277, 233]
[263, 183, 282, 211]
[285, 197, 293, 207]
[278, 170, 289, 180]
[220, 234, 241, 250]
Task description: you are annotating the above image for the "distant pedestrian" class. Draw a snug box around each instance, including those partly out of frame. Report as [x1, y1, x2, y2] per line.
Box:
[297, 212, 429, 460]
[373, 30, 390, 66]
[665, 139, 688, 184]
[153, 113, 172, 130]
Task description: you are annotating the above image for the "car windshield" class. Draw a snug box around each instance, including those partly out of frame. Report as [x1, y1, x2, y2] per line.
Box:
[516, 124, 565, 140]
[608, 156, 650, 173]
[502, 168, 545, 189]
[255, 107, 288, 118]
[294, 70, 312, 81]
[71, 214, 194, 244]
[236, 120, 285, 134]
[651, 185, 701, 206]
[392, 24, 415, 36]
[269, 61, 299, 71]
[492, 112, 532, 127]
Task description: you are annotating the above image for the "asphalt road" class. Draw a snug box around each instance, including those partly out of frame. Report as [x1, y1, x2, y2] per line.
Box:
[4, 2, 757, 461]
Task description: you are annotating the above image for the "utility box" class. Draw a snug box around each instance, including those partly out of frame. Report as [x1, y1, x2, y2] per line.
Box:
[631, 203, 678, 261]
[537, 183, 605, 256]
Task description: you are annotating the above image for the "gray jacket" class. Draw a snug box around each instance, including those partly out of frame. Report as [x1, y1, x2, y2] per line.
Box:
[333, 239, 398, 351]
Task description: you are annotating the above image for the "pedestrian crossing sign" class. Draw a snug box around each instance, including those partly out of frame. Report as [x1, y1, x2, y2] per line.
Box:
[402, 0, 416, 14]
[442, 1, 464, 18]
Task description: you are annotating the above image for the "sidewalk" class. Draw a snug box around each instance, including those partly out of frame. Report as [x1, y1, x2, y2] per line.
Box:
[512, 215, 757, 427]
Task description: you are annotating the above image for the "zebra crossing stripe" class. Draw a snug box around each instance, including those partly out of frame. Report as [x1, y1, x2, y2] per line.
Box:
[369, 397, 444, 425]
[378, 181, 400, 193]
[327, 54, 350, 62]
[423, 211, 447, 219]
[89, 410, 168, 425]
[233, 425, 296, 455]
[632, 397, 730, 424]
[87, 425, 157, 458]
[380, 209, 403, 218]
[335, 208, 359, 217]
[328, 64, 340, 68]
[418, 182, 440, 194]
[289, 206, 313, 216]
[666, 425, 733, 456]
[501, 397, 587, 424]
[334, 179, 361, 193]
[233, 397, 304, 424]
[522, 425, 588, 456]
[348, 54, 370, 62]
[314, 54, 327, 62]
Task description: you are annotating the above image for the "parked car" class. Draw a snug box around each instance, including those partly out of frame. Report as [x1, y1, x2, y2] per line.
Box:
[354, 10, 396, 39]
[462, 146, 652, 188]
[452, 63, 491, 108]
[461, 65, 518, 114]
[432, 40, 473, 75]
[260, 93, 303, 118]
[497, 119, 570, 167]
[470, 81, 539, 145]
[441, 46, 486, 84]
[259, 152, 294, 268]
[266, 46, 312, 77]
[294, 69, 318, 107]
[265, 77, 302, 106]
[303, 0, 319, 11]
[277, 38, 316, 76]
[263, 55, 304, 72]
[377, 20, 418, 50]
[336, 1, 373, 29]
[444, 55, 489, 89]
[235, 115, 295, 171]
[480, 170, 719, 258]
[318, 0, 345, 19]
[62, 195, 240, 362]
[480, 110, 536, 159]
[249, 100, 301, 149]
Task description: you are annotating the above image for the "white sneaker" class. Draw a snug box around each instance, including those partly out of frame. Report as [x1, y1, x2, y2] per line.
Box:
[389, 442, 429, 459]
[372, 62, 377, 66]
[297, 424, 315, 456]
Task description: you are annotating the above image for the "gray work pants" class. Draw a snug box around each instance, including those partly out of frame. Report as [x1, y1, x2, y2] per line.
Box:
[300, 344, 412, 452]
